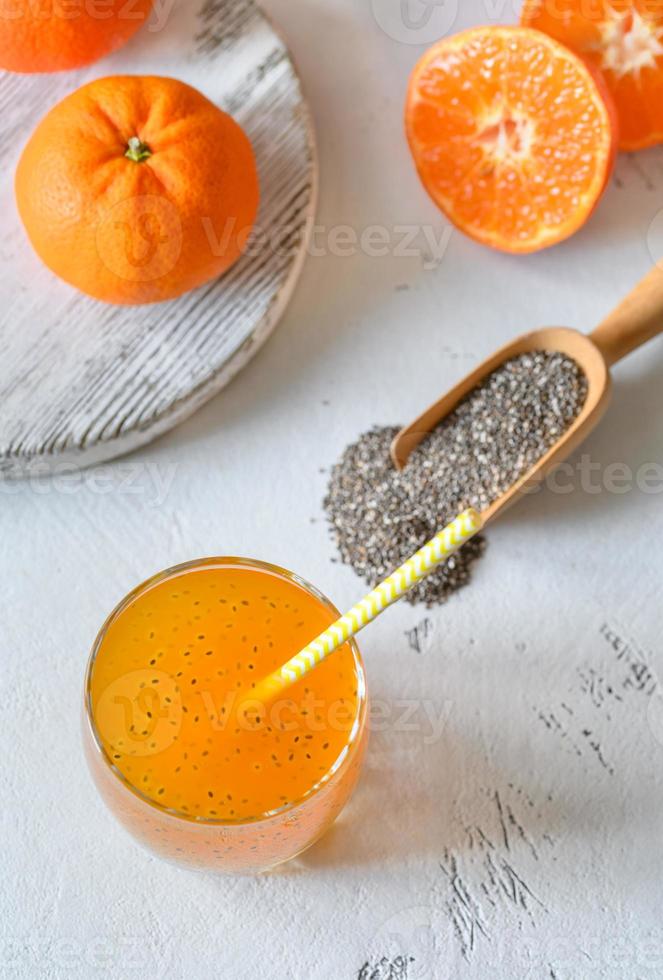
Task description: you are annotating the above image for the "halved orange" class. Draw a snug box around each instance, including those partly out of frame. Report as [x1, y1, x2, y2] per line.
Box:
[522, 0, 663, 151]
[405, 26, 617, 254]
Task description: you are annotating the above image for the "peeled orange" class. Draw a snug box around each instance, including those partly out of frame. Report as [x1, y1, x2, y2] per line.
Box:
[522, 0, 663, 151]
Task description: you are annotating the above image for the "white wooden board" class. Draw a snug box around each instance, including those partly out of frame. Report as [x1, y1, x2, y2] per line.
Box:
[0, 0, 317, 477]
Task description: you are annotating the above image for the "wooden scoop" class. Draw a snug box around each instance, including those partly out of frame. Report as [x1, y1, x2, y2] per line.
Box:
[391, 263, 663, 526]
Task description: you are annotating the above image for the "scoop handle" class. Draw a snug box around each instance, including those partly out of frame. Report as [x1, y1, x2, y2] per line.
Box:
[590, 264, 663, 367]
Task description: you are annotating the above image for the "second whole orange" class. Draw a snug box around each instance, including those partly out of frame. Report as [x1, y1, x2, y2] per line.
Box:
[0, 0, 154, 73]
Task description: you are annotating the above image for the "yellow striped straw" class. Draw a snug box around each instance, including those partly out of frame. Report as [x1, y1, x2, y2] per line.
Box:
[253, 508, 482, 703]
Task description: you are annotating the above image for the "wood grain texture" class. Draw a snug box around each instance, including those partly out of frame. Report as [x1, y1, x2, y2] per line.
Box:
[0, 0, 317, 477]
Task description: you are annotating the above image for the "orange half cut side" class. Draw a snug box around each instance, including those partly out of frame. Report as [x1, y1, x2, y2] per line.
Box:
[405, 25, 618, 254]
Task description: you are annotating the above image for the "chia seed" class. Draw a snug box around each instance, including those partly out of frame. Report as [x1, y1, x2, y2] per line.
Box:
[324, 351, 588, 606]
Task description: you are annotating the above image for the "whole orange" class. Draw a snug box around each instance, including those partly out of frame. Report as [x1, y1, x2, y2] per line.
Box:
[0, 0, 154, 73]
[15, 75, 260, 305]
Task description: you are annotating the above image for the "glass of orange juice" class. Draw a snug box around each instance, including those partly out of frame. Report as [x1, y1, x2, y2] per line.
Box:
[83, 558, 368, 873]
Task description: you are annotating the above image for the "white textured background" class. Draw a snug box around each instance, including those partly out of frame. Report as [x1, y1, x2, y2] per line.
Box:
[3, 1, 663, 977]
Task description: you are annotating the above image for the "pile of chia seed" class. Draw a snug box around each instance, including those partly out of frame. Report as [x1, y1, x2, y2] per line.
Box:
[324, 351, 588, 606]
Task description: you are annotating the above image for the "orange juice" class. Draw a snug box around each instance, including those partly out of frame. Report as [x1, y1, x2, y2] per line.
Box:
[84, 558, 367, 872]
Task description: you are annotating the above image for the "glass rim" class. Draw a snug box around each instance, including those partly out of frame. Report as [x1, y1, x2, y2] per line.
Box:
[84, 556, 368, 828]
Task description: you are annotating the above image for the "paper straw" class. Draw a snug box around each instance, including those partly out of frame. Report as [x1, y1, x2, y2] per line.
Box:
[253, 508, 482, 702]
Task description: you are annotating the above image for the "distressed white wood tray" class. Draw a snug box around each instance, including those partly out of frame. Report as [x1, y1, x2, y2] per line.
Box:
[0, 0, 317, 477]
